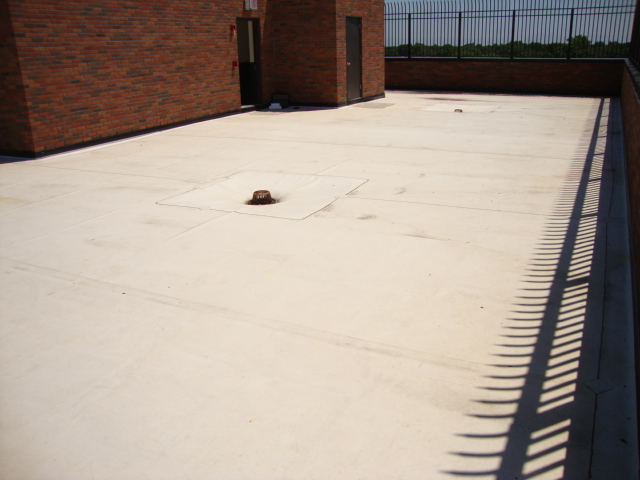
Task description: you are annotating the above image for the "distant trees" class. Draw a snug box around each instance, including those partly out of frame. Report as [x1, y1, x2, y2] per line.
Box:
[385, 35, 630, 58]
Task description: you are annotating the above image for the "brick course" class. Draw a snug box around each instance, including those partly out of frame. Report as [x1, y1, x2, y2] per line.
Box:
[265, 1, 339, 105]
[385, 58, 623, 96]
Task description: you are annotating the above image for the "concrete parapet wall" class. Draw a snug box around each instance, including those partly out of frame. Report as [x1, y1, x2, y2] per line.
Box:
[385, 58, 624, 96]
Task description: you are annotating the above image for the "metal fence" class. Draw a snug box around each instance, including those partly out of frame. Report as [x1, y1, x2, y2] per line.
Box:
[385, 0, 636, 59]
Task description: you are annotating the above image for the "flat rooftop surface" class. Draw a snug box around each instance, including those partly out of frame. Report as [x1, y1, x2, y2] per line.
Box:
[1, 92, 637, 479]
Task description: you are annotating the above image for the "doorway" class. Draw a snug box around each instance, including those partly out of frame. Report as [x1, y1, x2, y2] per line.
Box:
[346, 17, 362, 102]
[237, 18, 261, 105]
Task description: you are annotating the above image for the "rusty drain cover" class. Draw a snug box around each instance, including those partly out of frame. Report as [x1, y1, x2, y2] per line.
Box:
[247, 190, 277, 205]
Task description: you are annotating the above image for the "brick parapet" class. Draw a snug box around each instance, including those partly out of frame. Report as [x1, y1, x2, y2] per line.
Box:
[621, 60, 640, 320]
[385, 58, 624, 96]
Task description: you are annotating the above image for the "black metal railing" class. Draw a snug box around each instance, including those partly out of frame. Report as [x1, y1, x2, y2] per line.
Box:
[385, 0, 636, 59]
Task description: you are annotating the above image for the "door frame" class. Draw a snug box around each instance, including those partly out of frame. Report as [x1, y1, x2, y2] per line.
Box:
[346, 16, 362, 102]
[236, 18, 262, 106]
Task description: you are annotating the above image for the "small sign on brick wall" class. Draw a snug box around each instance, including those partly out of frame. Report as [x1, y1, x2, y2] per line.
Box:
[245, 0, 257, 10]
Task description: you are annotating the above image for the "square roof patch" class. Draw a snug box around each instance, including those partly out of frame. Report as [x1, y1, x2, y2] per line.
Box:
[159, 171, 367, 220]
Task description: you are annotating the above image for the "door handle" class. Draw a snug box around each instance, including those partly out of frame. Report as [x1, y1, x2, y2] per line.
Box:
[347, 62, 351, 66]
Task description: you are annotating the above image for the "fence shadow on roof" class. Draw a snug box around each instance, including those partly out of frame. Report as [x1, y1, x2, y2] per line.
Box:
[443, 98, 612, 479]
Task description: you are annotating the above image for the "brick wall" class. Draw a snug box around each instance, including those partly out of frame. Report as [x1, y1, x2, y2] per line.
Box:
[386, 58, 624, 96]
[336, 0, 385, 104]
[260, 0, 385, 107]
[3, 0, 249, 156]
[621, 61, 640, 315]
[264, 1, 339, 105]
[1, 0, 384, 156]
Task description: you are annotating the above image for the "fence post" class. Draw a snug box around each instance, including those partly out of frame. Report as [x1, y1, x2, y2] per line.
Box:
[567, 8, 575, 59]
[407, 13, 412, 59]
[458, 11, 462, 58]
[510, 10, 516, 59]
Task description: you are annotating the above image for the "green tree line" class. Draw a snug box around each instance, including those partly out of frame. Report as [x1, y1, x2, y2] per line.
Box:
[386, 35, 630, 58]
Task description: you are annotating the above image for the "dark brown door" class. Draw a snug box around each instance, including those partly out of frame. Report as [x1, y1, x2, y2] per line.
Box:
[237, 18, 261, 105]
[346, 17, 362, 102]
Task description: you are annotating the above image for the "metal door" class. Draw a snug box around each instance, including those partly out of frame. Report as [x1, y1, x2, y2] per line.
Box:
[346, 17, 362, 101]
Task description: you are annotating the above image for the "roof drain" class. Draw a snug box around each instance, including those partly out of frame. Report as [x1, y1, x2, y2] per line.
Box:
[247, 190, 277, 205]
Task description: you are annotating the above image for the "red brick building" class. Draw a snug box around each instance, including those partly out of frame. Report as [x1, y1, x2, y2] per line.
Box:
[0, 0, 385, 157]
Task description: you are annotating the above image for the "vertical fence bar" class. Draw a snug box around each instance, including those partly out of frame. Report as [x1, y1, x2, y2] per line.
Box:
[407, 12, 412, 58]
[458, 11, 462, 58]
[591, 7, 596, 55]
[613, 5, 623, 55]
[596, 6, 611, 57]
[617, 5, 628, 57]
[567, 7, 575, 59]
[510, 9, 516, 58]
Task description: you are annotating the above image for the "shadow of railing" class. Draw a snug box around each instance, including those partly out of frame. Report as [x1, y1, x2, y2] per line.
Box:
[444, 98, 612, 479]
